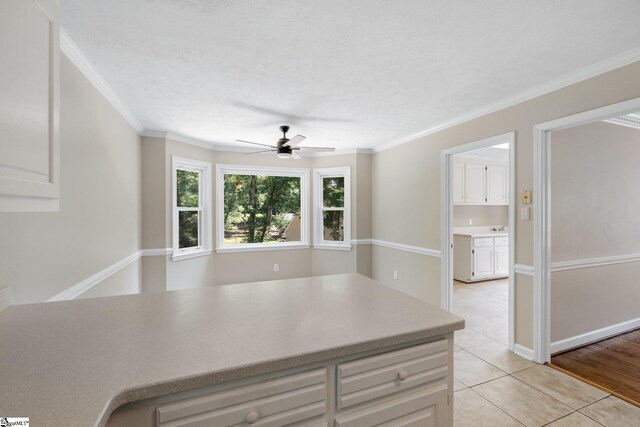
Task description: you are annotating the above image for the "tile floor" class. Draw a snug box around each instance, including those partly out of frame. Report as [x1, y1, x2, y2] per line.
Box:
[453, 279, 640, 426]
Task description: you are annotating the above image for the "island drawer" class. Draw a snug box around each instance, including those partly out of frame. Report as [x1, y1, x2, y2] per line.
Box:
[336, 339, 448, 409]
[156, 368, 327, 426]
[334, 384, 448, 427]
[473, 237, 493, 247]
[494, 236, 508, 246]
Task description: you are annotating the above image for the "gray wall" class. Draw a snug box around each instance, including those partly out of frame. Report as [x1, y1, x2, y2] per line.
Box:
[140, 136, 372, 292]
[0, 54, 141, 304]
[370, 60, 640, 349]
[550, 121, 640, 342]
[453, 205, 508, 227]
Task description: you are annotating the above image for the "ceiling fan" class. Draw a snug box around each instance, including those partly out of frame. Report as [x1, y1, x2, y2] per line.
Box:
[236, 125, 335, 159]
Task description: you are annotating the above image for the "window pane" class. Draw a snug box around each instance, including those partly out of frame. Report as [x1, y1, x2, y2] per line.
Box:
[179, 211, 200, 248]
[224, 174, 301, 244]
[323, 177, 344, 207]
[323, 210, 344, 241]
[177, 169, 200, 207]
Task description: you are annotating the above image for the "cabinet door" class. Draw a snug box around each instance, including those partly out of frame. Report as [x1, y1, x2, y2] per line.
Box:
[486, 165, 507, 204]
[335, 384, 448, 427]
[473, 247, 493, 278]
[494, 245, 509, 276]
[452, 162, 465, 204]
[464, 164, 485, 203]
[0, 0, 60, 211]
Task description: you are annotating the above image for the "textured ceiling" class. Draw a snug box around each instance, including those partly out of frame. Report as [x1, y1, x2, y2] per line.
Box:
[60, 0, 640, 149]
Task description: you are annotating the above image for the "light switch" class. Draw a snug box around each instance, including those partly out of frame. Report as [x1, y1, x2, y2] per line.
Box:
[520, 206, 530, 221]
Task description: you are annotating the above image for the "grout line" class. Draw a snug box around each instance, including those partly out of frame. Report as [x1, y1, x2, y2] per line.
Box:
[464, 386, 527, 426]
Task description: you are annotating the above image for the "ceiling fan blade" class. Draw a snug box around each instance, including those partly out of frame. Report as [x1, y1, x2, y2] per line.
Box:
[295, 146, 336, 152]
[245, 149, 277, 155]
[283, 135, 306, 147]
[236, 139, 276, 148]
[291, 152, 301, 160]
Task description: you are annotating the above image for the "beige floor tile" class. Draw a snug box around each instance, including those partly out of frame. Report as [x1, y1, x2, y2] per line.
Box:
[454, 349, 507, 386]
[579, 396, 640, 427]
[454, 378, 467, 391]
[454, 344, 463, 352]
[454, 328, 494, 349]
[472, 376, 573, 426]
[465, 341, 535, 374]
[454, 388, 523, 427]
[512, 365, 609, 410]
[546, 412, 604, 427]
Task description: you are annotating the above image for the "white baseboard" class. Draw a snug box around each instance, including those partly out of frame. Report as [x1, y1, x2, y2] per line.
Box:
[513, 343, 534, 361]
[551, 317, 640, 354]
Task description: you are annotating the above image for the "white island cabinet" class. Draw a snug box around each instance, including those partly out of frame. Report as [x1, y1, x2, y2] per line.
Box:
[454, 231, 509, 282]
[0, 273, 463, 427]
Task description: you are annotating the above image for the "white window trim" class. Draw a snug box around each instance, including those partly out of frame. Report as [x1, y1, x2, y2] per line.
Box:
[313, 167, 351, 250]
[216, 164, 310, 253]
[172, 156, 212, 261]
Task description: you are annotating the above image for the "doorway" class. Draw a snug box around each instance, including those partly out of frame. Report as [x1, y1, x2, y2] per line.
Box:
[441, 132, 516, 352]
[534, 101, 640, 405]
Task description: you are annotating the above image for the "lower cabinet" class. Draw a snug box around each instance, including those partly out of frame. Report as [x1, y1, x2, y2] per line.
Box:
[454, 234, 509, 282]
[106, 336, 454, 427]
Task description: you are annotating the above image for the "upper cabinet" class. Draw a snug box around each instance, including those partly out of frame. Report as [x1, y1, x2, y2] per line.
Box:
[0, 0, 60, 212]
[454, 159, 508, 205]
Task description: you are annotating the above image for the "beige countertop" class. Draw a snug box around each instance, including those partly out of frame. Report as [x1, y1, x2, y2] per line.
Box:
[453, 226, 509, 238]
[0, 273, 463, 427]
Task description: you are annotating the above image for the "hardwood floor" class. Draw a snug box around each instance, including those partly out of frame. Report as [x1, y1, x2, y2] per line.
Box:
[551, 329, 640, 406]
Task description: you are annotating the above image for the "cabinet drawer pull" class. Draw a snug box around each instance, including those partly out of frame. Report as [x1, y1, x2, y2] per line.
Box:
[397, 370, 409, 381]
[245, 410, 259, 424]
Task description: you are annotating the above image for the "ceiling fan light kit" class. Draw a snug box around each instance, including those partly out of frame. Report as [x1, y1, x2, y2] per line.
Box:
[237, 125, 335, 159]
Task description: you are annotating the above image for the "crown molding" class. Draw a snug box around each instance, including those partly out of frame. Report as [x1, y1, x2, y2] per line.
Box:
[61, 26, 640, 154]
[142, 130, 373, 156]
[59, 27, 144, 134]
[374, 46, 640, 153]
[603, 113, 640, 130]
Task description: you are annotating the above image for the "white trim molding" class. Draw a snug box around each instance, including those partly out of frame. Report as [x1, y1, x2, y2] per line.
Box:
[140, 248, 173, 257]
[215, 164, 310, 253]
[441, 132, 516, 352]
[551, 317, 640, 354]
[313, 167, 352, 251]
[374, 46, 640, 154]
[59, 27, 144, 133]
[46, 248, 178, 302]
[551, 253, 640, 272]
[46, 251, 143, 302]
[514, 264, 535, 276]
[533, 95, 640, 364]
[513, 344, 534, 361]
[352, 239, 373, 245]
[371, 239, 441, 258]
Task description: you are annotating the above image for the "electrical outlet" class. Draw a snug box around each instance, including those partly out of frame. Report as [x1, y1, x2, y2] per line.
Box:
[393, 270, 398, 280]
[468, 218, 473, 225]
[273, 264, 279, 272]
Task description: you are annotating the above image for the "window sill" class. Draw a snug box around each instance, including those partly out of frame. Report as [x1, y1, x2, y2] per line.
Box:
[172, 249, 213, 261]
[313, 243, 352, 251]
[216, 243, 310, 254]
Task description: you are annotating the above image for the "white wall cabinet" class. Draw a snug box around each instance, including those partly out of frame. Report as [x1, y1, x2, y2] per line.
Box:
[453, 160, 508, 205]
[0, 0, 60, 211]
[454, 234, 509, 282]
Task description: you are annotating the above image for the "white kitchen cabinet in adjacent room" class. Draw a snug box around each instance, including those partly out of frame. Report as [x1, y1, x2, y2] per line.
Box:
[453, 159, 508, 206]
[453, 232, 509, 282]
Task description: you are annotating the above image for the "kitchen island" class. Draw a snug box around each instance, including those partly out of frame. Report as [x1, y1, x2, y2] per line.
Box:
[0, 273, 463, 426]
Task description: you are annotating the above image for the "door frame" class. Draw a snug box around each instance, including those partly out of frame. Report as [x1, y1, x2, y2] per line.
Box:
[533, 96, 640, 363]
[441, 132, 516, 352]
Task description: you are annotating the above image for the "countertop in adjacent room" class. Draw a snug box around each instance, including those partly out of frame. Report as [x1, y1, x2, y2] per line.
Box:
[0, 273, 464, 427]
